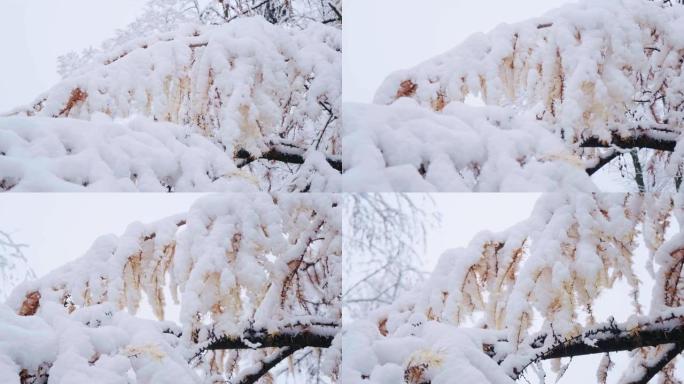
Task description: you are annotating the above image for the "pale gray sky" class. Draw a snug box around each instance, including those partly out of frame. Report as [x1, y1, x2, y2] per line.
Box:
[0, 0, 145, 112]
[343, 0, 575, 103]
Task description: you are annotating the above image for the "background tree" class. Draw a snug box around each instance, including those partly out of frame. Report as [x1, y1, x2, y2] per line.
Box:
[0, 231, 34, 300]
[342, 194, 439, 318]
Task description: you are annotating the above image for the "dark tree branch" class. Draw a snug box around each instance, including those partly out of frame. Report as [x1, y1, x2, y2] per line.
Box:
[624, 342, 684, 384]
[207, 329, 334, 350]
[206, 323, 338, 351]
[328, 2, 342, 20]
[538, 324, 684, 360]
[580, 131, 678, 152]
[499, 313, 684, 379]
[235, 146, 342, 172]
[630, 149, 646, 192]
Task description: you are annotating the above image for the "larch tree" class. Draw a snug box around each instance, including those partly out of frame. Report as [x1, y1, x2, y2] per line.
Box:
[343, 0, 684, 192]
[0, 0, 340, 192]
[341, 193, 684, 384]
[0, 194, 341, 384]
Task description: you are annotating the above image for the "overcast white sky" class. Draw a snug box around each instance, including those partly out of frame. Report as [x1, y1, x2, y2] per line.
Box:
[0, 1, 145, 113]
[0, 194, 203, 277]
[0, 194, 204, 322]
[343, 0, 574, 103]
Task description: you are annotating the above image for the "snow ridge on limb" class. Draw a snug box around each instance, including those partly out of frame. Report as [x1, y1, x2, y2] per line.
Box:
[3, 194, 341, 383]
[0, 116, 258, 192]
[342, 100, 596, 192]
[341, 193, 684, 383]
[6, 16, 341, 192]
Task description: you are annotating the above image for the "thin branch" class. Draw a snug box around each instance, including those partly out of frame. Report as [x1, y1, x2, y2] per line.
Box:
[586, 150, 622, 175]
[630, 150, 646, 192]
[624, 343, 684, 384]
[234, 347, 299, 384]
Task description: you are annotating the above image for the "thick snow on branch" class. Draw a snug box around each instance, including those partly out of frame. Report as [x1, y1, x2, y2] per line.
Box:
[341, 193, 684, 383]
[6, 16, 340, 192]
[376, 0, 684, 143]
[2, 194, 341, 383]
[348, 0, 684, 191]
[0, 116, 257, 192]
[342, 100, 596, 192]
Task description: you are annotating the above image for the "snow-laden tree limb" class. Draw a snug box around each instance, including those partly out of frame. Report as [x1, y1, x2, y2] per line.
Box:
[2, 194, 341, 383]
[580, 129, 680, 153]
[341, 193, 684, 383]
[497, 312, 684, 378]
[204, 323, 338, 350]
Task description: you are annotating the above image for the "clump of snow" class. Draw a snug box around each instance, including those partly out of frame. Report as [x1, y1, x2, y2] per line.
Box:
[340, 318, 514, 384]
[342, 100, 596, 192]
[0, 301, 199, 384]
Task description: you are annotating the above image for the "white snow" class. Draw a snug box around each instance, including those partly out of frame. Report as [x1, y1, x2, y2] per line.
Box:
[340, 193, 684, 383]
[343, 100, 596, 192]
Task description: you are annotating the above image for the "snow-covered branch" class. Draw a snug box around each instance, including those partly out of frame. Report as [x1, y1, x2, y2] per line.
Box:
[5, 16, 341, 191]
[346, 0, 684, 192]
[580, 129, 679, 153]
[2, 194, 341, 383]
[235, 144, 342, 172]
[499, 312, 684, 378]
[205, 322, 338, 350]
